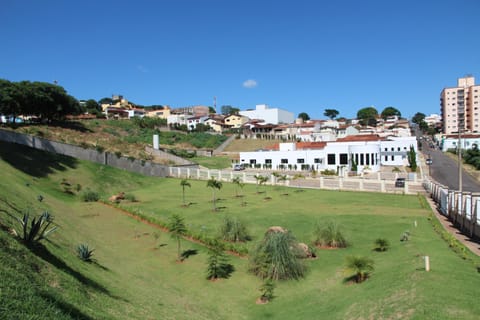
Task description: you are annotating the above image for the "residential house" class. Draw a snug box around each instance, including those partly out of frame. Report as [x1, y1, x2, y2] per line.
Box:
[224, 114, 249, 128]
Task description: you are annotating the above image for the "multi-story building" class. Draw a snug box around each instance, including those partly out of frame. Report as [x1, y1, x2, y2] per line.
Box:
[441, 76, 480, 134]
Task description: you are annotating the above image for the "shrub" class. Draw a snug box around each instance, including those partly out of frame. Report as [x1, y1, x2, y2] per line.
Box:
[81, 190, 99, 202]
[321, 169, 337, 176]
[374, 238, 390, 252]
[124, 193, 137, 202]
[77, 243, 94, 262]
[219, 216, 251, 242]
[95, 145, 105, 153]
[314, 221, 348, 248]
[400, 231, 410, 242]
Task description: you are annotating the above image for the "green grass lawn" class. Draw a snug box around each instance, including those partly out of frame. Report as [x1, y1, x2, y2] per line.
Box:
[191, 155, 233, 169]
[1, 141, 480, 319]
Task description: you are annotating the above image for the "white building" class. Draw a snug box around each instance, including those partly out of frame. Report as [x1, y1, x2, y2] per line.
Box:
[239, 135, 417, 174]
[440, 134, 480, 152]
[239, 104, 294, 125]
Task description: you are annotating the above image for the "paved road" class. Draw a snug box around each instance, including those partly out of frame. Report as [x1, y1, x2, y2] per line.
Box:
[420, 139, 479, 192]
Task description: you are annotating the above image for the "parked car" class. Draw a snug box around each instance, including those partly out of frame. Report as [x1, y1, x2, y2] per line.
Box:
[233, 164, 245, 171]
[395, 178, 405, 188]
[426, 158, 433, 165]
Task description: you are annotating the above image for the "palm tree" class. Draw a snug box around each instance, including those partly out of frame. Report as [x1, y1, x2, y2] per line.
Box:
[207, 178, 222, 211]
[180, 179, 191, 206]
[271, 172, 281, 186]
[232, 176, 244, 197]
[259, 175, 269, 197]
[374, 238, 390, 252]
[345, 256, 374, 283]
[168, 214, 187, 261]
[254, 174, 262, 193]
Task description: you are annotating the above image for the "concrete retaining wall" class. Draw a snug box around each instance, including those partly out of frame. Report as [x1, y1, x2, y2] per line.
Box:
[0, 128, 170, 177]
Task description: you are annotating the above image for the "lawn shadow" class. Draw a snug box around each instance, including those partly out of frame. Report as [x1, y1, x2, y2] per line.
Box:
[39, 292, 95, 320]
[0, 141, 78, 178]
[32, 244, 127, 302]
[180, 249, 198, 261]
[48, 121, 94, 133]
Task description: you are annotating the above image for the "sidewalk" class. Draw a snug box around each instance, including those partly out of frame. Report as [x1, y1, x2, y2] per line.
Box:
[425, 196, 480, 257]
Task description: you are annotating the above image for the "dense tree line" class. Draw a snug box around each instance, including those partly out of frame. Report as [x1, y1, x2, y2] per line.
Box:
[0, 79, 81, 122]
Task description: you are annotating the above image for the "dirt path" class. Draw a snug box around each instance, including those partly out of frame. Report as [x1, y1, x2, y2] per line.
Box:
[425, 196, 480, 256]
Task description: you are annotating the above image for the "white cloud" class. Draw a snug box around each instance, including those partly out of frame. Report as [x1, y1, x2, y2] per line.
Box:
[243, 79, 258, 88]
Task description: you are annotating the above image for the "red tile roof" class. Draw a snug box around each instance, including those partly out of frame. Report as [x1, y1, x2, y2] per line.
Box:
[336, 134, 382, 142]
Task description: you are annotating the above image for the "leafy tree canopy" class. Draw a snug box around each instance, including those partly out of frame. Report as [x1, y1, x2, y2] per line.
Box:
[324, 109, 339, 120]
[98, 97, 113, 105]
[411, 112, 426, 124]
[221, 105, 240, 115]
[297, 112, 310, 121]
[208, 106, 216, 114]
[356, 107, 378, 126]
[380, 106, 401, 120]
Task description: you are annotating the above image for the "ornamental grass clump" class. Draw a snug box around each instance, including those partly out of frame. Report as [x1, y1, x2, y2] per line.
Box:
[314, 221, 348, 248]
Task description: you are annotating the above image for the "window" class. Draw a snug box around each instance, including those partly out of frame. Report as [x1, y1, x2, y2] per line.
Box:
[327, 154, 336, 165]
[339, 153, 348, 165]
[360, 154, 364, 165]
[314, 158, 322, 164]
[366, 154, 370, 165]
[265, 159, 272, 164]
[397, 147, 400, 151]
[297, 158, 305, 164]
[281, 158, 288, 164]
[249, 159, 256, 164]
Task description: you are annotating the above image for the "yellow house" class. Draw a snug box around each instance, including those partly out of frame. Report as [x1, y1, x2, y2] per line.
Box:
[224, 114, 249, 128]
[145, 106, 171, 119]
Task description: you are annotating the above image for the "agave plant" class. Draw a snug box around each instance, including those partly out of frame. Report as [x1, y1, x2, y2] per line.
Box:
[77, 243, 95, 262]
[13, 211, 57, 245]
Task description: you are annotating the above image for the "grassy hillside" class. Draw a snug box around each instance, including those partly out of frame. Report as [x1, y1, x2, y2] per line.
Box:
[6, 120, 228, 163]
[1, 141, 480, 319]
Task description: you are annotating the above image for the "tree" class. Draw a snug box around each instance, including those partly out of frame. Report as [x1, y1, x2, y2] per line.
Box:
[221, 105, 240, 115]
[168, 214, 187, 261]
[85, 99, 101, 113]
[324, 109, 339, 120]
[356, 107, 378, 126]
[345, 256, 374, 283]
[208, 106, 216, 114]
[232, 176, 244, 197]
[380, 106, 401, 120]
[297, 112, 310, 121]
[180, 179, 191, 206]
[98, 97, 113, 105]
[206, 178, 222, 211]
[411, 112, 426, 125]
[259, 278, 276, 303]
[407, 145, 417, 172]
[249, 228, 306, 280]
[206, 239, 234, 280]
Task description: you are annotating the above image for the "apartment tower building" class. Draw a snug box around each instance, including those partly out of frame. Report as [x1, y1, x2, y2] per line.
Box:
[441, 76, 480, 134]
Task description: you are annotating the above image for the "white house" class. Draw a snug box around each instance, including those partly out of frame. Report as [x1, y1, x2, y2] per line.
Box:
[239, 104, 294, 125]
[440, 134, 480, 152]
[239, 135, 417, 174]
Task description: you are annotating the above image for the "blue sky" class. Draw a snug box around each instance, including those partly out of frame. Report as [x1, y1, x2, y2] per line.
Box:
[1, 0, 479, 119]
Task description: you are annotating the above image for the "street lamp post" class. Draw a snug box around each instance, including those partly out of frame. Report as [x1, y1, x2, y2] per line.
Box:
[458, 129, 462, 192]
